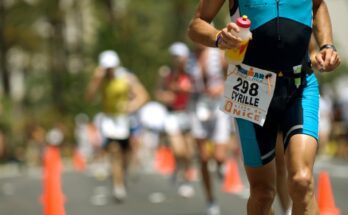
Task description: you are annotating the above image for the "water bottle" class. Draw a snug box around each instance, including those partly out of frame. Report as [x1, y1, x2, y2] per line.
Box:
[225, 15, 251, 65]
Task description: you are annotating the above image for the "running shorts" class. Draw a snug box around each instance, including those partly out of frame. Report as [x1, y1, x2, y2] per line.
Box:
[235, 72, 319, 167]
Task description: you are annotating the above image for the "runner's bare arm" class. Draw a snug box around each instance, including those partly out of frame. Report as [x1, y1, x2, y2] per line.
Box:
[128, 76, 149, 113]
[312, 0, 332, 47]
[188, 0, 248, 49]
[154, 67, 176, 106]
[311, 0, 340, 72]
[85, 67, 105, 102]
[187, 0, 228, 47]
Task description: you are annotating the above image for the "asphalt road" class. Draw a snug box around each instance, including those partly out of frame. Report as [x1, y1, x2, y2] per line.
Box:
[0, 157, 347, 215]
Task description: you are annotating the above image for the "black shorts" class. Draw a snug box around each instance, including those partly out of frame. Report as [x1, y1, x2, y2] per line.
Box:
[103, 138, 130, 151]
[235, 72, 319, 167]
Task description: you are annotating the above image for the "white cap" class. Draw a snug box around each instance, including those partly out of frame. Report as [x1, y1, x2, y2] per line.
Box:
[99, 50, 120, 68]
[46, 128, 64, 146]
[169, 42, 189, 58]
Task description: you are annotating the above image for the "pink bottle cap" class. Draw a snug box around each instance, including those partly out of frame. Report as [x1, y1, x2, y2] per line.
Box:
[237, 15, 251, 28]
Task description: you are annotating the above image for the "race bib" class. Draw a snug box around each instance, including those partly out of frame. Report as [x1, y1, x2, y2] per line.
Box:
[220, 64, 276, 126]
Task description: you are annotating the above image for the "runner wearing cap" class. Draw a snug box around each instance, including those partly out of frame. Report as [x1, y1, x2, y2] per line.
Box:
[186, 43, 232, 215]
[155, 42, 195, 198]
[85, 50, 149, 201]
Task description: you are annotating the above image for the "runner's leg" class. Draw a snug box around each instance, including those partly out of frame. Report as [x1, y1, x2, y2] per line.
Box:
[275, 133, 291, 214]
[197, 138, 214, 202]
[286, 134, 319, 215]
[245, 161, 276, 215]
[108, 142, 127, 200]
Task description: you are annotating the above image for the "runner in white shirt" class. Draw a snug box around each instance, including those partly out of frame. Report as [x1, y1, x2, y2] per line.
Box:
[187, 43, 232, 215]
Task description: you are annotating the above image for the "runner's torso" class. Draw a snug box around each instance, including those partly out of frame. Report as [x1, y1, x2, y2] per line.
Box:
[226, 0, 320, 167]
[188, 48, 224, 94]
[164, 71, 191, 111]
[230, 0, 313, 70]
[102, 68, 131, 115]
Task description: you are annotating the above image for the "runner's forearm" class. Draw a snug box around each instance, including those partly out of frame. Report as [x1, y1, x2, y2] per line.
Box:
[188, 19, 221, 47]
[128, 83, 149, 113]
[187, 0, 226, 47]
[312, 0, 333, 47]
[85, 76, 103, 101]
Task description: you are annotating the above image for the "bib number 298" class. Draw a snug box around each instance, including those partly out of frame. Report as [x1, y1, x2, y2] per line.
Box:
[233, 77, 259, 96]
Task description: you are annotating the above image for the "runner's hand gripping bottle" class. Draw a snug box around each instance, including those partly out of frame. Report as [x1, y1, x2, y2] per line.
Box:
[225, 15, 251, 65]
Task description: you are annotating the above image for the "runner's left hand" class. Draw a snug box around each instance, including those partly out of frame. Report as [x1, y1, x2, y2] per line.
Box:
[311, 48, 340, 72]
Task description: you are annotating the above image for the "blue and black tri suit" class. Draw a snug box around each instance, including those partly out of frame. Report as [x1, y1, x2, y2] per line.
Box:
[230, 0, 319, 167]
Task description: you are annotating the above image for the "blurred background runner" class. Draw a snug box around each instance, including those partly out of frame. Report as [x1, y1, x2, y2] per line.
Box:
[85, 50, 149, 201]
[154, 42, 195, 198]
[186, 43, 234, 215]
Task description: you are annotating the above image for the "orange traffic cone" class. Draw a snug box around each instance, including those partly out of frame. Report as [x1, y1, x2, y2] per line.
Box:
[41, 146, 66, 215]
[317, 171, 340, 215]
[222, 158, 244, 193]
[73, 149, 86, 172]
[154, 146, 176, 176]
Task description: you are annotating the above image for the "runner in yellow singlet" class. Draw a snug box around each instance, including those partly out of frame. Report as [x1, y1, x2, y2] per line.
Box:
[86, 50, 149, 202]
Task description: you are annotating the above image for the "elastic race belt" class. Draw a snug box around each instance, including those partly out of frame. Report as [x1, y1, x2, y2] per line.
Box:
[272, 61, 313, 88]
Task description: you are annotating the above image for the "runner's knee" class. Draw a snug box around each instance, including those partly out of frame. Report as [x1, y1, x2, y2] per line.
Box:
[108, 143, 122, 156]
[214, 145, 227, 162]
[288, 168, 313, 199]
[250, 184, 276, 206]
[197, 143, 211, 162]
[173, 143, 191, 159]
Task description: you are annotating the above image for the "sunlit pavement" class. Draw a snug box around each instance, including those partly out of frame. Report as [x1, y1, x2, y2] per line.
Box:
[0, 157, 347, 215]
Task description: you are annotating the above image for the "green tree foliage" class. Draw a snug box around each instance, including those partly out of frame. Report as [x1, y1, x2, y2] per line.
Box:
[92, 0, 228, 93]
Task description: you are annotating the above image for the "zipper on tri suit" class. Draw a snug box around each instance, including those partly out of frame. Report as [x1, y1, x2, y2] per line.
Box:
[276, 0, 284, 50]
[276, 0, 280, 42]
